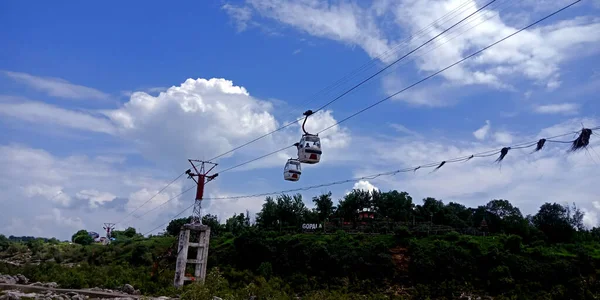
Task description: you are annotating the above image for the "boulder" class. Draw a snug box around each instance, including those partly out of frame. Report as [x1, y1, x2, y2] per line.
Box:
[15, 274, 28, 285]
[122, 284, 135, 295]
[44, 282, 58, 289]
[0, 275, 17, 285]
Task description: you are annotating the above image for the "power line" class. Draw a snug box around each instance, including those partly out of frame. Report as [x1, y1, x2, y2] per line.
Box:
[128, 186, 196, 222]
[132, 126, 597, 235]
[142, 203, 195, 236]
[311, 0, 499, 114]
[315, 0, 583, 135]
[207, 0, 498, 163]
[202, 127, 598, 201]
[115, 170, 187, 225]
[278, 0, 480, 120]
[214, 0, 583, 174]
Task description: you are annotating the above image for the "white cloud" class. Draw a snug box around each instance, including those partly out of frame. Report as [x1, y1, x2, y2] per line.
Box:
[582, 208, 598, 229]
[533, 103, 579, 115]
[75, 189, 117, 208]
[0, 96, 115, 134]
[35, 208, 85, 231]
[352, 180, 379, 192]
[103, 78, 283, 167]
[230, 0, 600, 104]
[473, 120, 491, 140]
[389, 123, 421, 137]
[244, 0, 394, 62]
[23, 185, 71, 206]
[222, 3, 254, 32]
[353, 117, 600, 224]
[0, 144, 192, 240]
[494, 131, 513, 144]
[2, 70, 109, 100]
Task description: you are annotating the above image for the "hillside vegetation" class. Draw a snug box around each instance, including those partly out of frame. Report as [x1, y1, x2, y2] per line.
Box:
[2, 190, 600, 299]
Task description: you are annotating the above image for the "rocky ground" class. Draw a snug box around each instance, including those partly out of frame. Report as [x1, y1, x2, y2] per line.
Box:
[0, 274, 175, 300]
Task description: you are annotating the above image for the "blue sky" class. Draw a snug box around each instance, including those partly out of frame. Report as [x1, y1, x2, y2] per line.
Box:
[1, 0, 600, 240]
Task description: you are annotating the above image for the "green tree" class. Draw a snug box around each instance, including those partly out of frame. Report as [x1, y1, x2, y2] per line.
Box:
[71, 230, 93, 245]
[533, 202, 575, 243]
[372, 190, 414, 222]
[166, 217, 193, 236]
[256, 196, 279, 230]
[312, 192, 335, 222]
[225, 211, 250, 235]
[202, 214, 222, 237]
[0, 234, 9, 251]
[336, 189, 372, 224]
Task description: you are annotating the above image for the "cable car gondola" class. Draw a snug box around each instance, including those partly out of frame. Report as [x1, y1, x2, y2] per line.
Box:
[297, 110, 322, 164]
[283, 158, 302, 181]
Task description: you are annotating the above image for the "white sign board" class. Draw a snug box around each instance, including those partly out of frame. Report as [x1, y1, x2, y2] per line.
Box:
[301, 223, 322, 230]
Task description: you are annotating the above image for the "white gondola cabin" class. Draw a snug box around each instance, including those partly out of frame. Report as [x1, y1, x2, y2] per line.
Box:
[297, 134, 321, 164]
[284, 158, 302, 181]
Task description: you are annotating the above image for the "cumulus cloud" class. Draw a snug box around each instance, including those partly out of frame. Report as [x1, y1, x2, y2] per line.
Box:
[352, 180, 379, 193]
[473, 120, 491, 140]
[2, 70, 109, 100]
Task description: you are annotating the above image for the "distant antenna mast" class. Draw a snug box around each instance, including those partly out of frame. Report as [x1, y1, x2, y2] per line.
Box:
[103, 223, 115, 239]
[186, 160, 218, 224]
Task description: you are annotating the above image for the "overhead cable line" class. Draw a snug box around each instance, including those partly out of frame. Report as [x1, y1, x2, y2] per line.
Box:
[213, 0, 583, 174]
[128, 185, 196, 222]
[202, 127, 598, 201]
[142, 203, 195, 236]
[115, 170, 187, 225]
[278, 0, 479, 120]
[207, 0, 498, 163]
[315, 0, 582, 135]
[138, 126, 596, 236]
[133, 126, 597, 235]
[310, 0, 498, 114]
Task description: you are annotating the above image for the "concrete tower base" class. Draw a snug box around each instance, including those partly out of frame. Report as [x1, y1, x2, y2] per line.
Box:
[173, 223, 210, 288]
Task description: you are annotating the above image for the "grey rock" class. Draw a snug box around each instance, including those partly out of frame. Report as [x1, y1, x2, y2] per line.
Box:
[45, 282, 58, 289]
[71, 295, 86, 300]
[212, 297, 223, 300]
[122, 284, 135, 295]
[16, 274, 29, 284]
[0, 275, 17, 285]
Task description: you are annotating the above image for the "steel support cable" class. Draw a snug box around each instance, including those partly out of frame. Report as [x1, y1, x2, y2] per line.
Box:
[129, 185, 196, 221]
[115, 171, 187, 225]
[282, 0, 479, 117]
[315, 0, 583, 136]
[310, 0, 499, 114]
[138, 126, 598, 235]
[212, 1, 582, 175]
[358, 0, 517, 87]
[202, 127, 598, 201]
[142, 203, 195, 236]
[207, 0, 498, 163]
